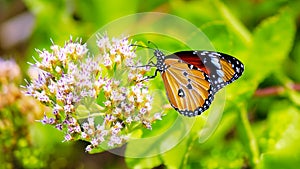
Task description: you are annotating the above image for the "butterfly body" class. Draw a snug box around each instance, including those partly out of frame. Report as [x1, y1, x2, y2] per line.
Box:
[148, 49, 244, 117]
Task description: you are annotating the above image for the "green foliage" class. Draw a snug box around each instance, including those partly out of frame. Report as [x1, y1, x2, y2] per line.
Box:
[2, 0, 300, 168]
[258, 104, 300, 169]
[124, 2, 297, 168]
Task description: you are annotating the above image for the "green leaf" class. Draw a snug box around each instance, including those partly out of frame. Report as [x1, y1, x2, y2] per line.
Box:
[258, 106, 300, 169]
[74, 0, 139, 27]
[125, 113, 195, 168]
[201, 22, 233, 52]
[246, 9, 296, 85]
[170, 0, 222, 26]
[125, 155, 163, 169]
[213, 0, 252, 46]
[162, 135, 191, 169]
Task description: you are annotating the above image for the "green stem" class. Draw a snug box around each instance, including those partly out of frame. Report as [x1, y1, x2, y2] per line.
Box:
[181, 135, 197, 169]
[240, 107, 260, 167]
[214, 0, 252, 45]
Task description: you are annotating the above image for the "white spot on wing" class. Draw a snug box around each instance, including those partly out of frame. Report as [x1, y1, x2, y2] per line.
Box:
[217, 70, 224, 77]
[211, 57, 221, 69]
[200, 51, 208, 55]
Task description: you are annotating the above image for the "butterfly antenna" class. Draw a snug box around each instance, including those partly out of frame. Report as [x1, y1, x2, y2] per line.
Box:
[147, 41, 159, 50]
[130, 43, 150, 49]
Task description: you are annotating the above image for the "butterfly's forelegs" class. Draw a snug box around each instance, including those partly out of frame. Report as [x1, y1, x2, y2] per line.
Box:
[138, 69, 159, 82]
[145, 69, 159, 79]
[129, 61, 156, 69]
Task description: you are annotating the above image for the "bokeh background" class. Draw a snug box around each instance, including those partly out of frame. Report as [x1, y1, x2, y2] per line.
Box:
[1, 0, 300, 168]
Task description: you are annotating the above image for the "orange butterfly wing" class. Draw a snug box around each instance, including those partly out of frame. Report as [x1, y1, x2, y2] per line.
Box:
[169, 51, 244, 92]
[161, 58, 214, 116]
[151, 49, 244, 116]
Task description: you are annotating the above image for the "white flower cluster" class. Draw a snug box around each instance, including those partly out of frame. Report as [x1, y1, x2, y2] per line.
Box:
[25, 35, 163, 152]
[25, 38, 100, 141]
[81, 34, 162, 151]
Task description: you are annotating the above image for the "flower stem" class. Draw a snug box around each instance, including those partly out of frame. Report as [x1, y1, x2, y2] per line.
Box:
[239, 106, 260, 167]
[181, 135, 197, 168]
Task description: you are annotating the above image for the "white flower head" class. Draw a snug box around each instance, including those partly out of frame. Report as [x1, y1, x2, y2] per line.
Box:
[25, 34, 164, 152]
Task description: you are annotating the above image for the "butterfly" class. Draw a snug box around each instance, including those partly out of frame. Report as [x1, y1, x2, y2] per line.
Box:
[139, 47, 244, 117]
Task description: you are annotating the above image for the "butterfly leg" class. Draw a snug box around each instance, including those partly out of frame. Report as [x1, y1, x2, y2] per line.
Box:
[138, 69, 159, 82]
[129, 61, 156, 69]
[141, 61, 156, 68]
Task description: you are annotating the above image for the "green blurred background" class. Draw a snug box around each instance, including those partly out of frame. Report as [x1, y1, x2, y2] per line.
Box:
[1, 0, 300, 168]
